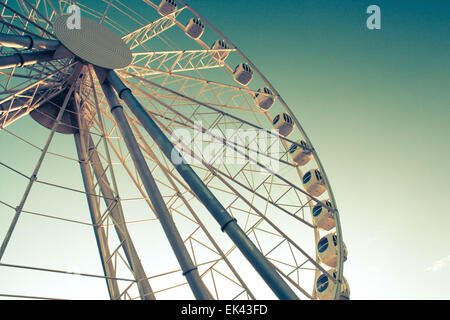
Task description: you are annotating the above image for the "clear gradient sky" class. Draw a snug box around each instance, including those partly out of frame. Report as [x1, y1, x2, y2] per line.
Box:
[0, 0, 449, 300]
[184, 0, 450, 299]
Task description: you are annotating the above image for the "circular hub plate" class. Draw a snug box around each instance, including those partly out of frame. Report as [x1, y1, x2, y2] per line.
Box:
[53, 15, 132, 69]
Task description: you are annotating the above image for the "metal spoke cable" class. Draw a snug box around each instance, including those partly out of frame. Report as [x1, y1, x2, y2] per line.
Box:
[123, 79, 296, 169]
[0, 262, 136, 282]
[0, 67, 83, 260]
[120, 71, 306, 150]
[145, 98, 329, 212]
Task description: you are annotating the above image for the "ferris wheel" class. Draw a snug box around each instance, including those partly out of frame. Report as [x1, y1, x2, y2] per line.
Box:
[0, 0, 348, 300]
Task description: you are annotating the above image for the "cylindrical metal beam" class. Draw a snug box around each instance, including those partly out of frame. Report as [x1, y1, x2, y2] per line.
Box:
[0, 50, 56, 70]
[0, 33, 60, 50]
[106, 70, 299, 300]
[74, 132, 121, 300]
[99, 78, 212, 300]
[86, 135, 155, 300]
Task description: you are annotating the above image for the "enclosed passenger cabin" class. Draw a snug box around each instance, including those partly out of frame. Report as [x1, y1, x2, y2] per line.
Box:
[273, 113, 294, 137]
[317, 232, 347, 267]
[211, 40, 230, 61]
[302, 168, 326, 197]
[158, 0, 177, 16]
[316, 269, 350, 300]
[254, 87, 274, 110]
[312, 199, 335, 231]
[288, 140, 312, 166]
[185, 18, 204, 39]
[233, 63, 253, 86]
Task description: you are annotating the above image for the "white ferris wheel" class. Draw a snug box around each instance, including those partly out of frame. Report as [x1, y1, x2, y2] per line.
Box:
[0, 0, 348, 300]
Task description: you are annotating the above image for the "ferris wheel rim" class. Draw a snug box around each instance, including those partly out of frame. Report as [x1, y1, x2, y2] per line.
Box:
[0, 0, 347, 301]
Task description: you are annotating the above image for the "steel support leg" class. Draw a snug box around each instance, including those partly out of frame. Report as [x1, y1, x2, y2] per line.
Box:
[106, 70, 299, 300]
[98, 77, 212, 300]
[74, 131, 121, 300]
[0, 50, 57, 70]
[86, 135, 155, 300]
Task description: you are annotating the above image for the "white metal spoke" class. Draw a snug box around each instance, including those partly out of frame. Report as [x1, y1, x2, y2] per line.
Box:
[0, 64, 83, 260]
[125, 49, 234, 74]
[122, 7, 185, 50]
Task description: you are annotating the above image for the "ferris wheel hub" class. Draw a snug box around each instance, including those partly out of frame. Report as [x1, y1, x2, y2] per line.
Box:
[53, 15, 132, 69]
